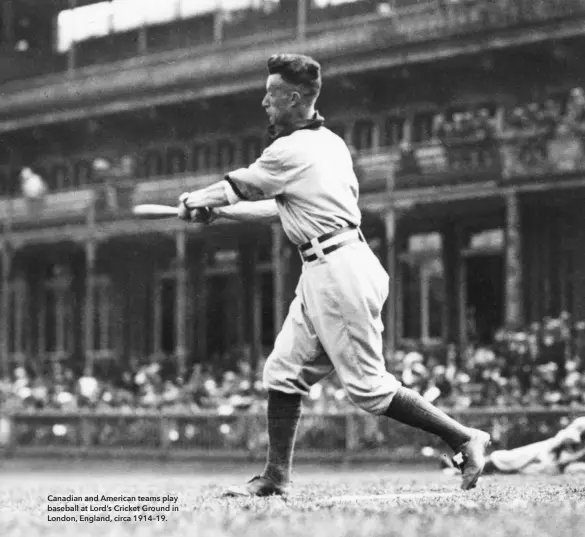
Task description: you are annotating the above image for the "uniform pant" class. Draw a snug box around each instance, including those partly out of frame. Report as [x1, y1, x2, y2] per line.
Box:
[263, 240, 401, 415]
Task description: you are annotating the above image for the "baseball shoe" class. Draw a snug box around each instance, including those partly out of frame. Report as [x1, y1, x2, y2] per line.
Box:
[451, 429, 491, 491]
[222, 475, 288, 498]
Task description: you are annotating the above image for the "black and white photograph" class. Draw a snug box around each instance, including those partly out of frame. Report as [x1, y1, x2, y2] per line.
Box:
[1, 1, 585, 536]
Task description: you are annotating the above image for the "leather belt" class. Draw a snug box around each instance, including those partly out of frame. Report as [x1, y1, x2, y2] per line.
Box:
[298, 226, 364, 263]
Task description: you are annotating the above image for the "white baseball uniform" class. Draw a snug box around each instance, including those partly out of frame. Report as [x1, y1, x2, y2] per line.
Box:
[227, 116, 401, 414]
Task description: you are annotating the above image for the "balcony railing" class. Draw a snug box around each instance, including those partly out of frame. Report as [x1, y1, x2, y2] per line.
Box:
[0, 189, 95, 226]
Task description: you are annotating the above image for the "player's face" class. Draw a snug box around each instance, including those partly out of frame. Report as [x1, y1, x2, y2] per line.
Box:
[262, 74, 297, 126]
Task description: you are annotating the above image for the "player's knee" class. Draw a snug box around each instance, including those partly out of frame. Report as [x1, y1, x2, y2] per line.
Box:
[344, 381, 398, 415]
[350, 395, 387, 415]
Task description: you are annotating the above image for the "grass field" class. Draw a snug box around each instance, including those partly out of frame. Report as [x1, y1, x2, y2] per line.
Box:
[1, 459, 584, 537]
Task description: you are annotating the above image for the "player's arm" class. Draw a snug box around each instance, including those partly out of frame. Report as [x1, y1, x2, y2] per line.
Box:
[180, 141, 290, 216]
[214, 200, 280, 223]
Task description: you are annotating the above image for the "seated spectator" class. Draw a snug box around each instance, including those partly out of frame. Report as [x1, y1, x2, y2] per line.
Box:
[559, 87, 585, 137]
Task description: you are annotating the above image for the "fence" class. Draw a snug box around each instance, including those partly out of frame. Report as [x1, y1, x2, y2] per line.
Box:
[2, 407, 584, 461]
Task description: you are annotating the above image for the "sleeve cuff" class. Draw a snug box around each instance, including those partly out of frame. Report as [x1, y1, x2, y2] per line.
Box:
[224, 173, 249, 201]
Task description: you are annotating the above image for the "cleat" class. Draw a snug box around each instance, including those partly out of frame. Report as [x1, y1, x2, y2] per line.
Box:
[451, 430, 491, 491]
[222, 475, 288, 498]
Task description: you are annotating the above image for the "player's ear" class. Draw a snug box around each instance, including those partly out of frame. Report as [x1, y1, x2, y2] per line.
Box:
[290, 90, 302, 107]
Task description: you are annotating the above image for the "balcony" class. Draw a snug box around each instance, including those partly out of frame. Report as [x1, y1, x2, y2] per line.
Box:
[1, 127, 585, 232]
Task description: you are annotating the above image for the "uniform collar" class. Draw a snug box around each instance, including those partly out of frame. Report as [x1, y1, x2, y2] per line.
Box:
[267, 112, 325, 142]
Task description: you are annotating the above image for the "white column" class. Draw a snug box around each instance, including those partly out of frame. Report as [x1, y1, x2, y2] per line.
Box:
[384, 209, 396, 356]
[84, 240, 96, 375]
[1, 244, 12, 379]
[505, 191, 523, 328]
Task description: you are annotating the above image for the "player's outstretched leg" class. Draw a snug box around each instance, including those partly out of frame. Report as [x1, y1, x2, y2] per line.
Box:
[383, 387, 491, 490]
[223, 390, 301, 497]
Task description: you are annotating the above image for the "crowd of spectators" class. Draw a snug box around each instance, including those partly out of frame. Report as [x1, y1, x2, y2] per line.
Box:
[425, 87, 585, 146]
[500, 87, 585, 172]
[432, 108, 497, 144]
[409, 86, 585, 175]
[2, 314, 585, 416]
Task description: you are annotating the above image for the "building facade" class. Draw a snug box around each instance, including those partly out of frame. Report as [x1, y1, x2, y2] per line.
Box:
[0, 0, 585, 379]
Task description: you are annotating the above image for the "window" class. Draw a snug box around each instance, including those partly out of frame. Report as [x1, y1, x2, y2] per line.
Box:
[216, 140, 236, 170]
[40, 266, 73, 360]
[8, 170, 20, 197]
[153, 274, 177, 356]
[89, 276, 113, 356]
[51, 164, 69, 190]
[400, 233, 445, 341]
[412, 112, 436, 143]
[352, 120, 374, 151]
[0, 169, 8, 197]
[383, 116, 405, 147]
[242, 136, 262, 164]
[8, 279, 27, 360]
[192, 144, 213, 172]
[144, 150, 164, 178]
[167, 147, 188, 175]
[74, 161, 92, 187]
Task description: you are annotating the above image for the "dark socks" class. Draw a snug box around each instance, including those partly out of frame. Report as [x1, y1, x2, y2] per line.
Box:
[384, 386, 471, 452]
[263, 390, 302, 484]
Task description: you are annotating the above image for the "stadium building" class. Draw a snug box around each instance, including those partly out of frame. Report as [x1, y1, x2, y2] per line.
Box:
[0, 0, 584, 379]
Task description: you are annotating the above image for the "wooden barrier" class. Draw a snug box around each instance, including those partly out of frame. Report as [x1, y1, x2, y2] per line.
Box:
[2, 407, 584, 461]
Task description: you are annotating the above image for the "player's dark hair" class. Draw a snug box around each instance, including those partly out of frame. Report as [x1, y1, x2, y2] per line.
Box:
[267, 54, 322, 100]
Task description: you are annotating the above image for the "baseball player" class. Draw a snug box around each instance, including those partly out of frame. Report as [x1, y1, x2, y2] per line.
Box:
[441, 417, 585, 476]
[178, 53, 491, 496]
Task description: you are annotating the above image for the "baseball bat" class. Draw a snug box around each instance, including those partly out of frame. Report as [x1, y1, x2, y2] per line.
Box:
[132, 204, 178, 219]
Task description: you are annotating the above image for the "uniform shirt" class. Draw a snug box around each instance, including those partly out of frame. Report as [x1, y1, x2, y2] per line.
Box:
[227, 117, 361, 245]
